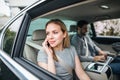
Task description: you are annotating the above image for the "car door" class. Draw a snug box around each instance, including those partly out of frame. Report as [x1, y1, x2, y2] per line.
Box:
[0, 0, 103, 80]
[0, 0, 60, 79]
[0, 13, 32, 80]
[10, 0, 86, 80]
[0, 0, 76, 79]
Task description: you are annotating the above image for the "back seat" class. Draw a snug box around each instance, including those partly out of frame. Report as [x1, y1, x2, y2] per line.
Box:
[23, 29, 112, 80]
[23, 29, 46, 64]
[68, 25, 77, 42]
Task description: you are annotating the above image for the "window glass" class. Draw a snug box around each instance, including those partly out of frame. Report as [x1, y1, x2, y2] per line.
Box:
[93, 18, 120, 37]
[3, 15, 24, 55]
[28, 18, 76, 40]
[24, 17, 76, 64]
[87, 24, 93, 37]
[28, 18, 49, 36]
[28, 18, 76, 36]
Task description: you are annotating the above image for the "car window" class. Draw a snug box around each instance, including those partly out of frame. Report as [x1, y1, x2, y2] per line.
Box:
[23, 17, 76, 64]
[93, 18, 120, 38]
[28, 18, 49, 36]
[87, 24, 93, 37]
[3, 15, 24, 55]
[28, 18, 76, 36]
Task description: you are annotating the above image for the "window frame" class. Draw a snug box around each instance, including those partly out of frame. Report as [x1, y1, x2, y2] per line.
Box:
[10, 0, 73, 79]
[5, 0, 87, 79]
[2, 14, 26, 56]
[93, 19, 120, 38]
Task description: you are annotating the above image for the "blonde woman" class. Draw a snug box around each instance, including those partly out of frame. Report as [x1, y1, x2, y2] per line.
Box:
[37, 19, 90, 80]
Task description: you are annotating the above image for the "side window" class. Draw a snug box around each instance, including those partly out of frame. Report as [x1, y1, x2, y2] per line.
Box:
[3, 29, 16, 55]
[28, 18, 49, 36]
[23, 17, 76, 64]
[23, 18, 49, 64]
[93, 18, 120, 37]
[28, 18, 76, 35]
[87, 24, 93, 37]
[3, 15, 24, 55]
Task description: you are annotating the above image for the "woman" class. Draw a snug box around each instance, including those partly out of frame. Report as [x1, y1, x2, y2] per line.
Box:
[37, 19, 90, 80]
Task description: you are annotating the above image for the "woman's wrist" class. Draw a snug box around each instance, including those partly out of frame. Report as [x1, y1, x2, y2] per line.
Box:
[47, 53, 54, 59]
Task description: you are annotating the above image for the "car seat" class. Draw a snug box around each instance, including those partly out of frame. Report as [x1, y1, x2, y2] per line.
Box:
[69, 25, 77, 42]
[23, 29, 46, 64]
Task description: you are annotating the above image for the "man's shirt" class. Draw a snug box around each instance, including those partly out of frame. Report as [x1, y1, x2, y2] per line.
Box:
[71, 34, 101, 62]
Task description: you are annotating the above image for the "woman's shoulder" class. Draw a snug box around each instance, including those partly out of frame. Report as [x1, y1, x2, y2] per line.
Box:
[69, 45, 75, 48]
[37, 48, 48, 63]
[38, 48, 47, 56]
[69, 45, 77, 55]
[66, 45, 76, 51]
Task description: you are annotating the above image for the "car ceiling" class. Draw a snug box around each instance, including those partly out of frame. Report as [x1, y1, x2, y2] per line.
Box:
[43, 0, 120, 23]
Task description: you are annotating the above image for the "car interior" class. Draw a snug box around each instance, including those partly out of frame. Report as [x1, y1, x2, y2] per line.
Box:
[22, 0, 120, 80]
[24, 29, 46, 64]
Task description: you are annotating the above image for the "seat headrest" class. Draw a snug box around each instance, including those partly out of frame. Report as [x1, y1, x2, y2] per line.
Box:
[69, 25, 77, 32]
[32, 29, 46, 41]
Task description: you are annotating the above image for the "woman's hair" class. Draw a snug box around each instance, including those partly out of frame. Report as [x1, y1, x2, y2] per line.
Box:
[45, 19, 70, 61]
[45, 19, 70, 48]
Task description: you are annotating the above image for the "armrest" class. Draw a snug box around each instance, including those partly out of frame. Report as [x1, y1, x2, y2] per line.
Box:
[85, 56, 113, 73]
[104, 51, 117, 57]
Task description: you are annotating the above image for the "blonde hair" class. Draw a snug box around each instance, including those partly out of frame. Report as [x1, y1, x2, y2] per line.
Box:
[45, 19, 70, 61]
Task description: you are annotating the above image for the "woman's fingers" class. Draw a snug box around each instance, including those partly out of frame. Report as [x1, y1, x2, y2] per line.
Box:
[42, 38, 48, 47]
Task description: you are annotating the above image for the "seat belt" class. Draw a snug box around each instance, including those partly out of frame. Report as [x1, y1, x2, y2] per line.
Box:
[84, 37, 89, 56]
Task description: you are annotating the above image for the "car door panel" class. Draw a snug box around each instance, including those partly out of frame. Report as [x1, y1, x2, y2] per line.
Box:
[92, 37, 120, 53]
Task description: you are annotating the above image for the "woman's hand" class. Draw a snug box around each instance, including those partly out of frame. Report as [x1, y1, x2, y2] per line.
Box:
[40, 38, 56, 74]
[42, 38, 53, 57]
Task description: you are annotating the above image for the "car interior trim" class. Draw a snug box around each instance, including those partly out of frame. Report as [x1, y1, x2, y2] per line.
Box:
[40, 0, 96, 18]
[0, 50, 39, 80]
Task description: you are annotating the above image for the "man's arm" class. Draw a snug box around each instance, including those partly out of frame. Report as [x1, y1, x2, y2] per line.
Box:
[79, 55, 94, 62]
[89, 36, 107, 56]
[71, 35, 95, 62]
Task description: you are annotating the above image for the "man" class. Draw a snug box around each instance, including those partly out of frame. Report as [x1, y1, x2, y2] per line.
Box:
[71, 20, 107, 62]
[71, 20, 120, 75]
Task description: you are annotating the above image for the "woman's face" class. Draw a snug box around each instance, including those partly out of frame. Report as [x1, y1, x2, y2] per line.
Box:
[46, 23, 66, 48]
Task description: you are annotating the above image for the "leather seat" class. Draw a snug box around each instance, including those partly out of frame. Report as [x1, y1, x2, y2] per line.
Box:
[23, 29, 46, 64]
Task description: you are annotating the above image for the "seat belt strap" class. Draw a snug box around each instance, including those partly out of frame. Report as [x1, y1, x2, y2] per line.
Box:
[84, 37, 89, 56]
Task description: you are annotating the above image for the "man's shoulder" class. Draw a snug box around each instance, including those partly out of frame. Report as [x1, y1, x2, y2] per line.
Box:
[70, 34, 80, 46]
[85, 35, 92, 40]
[71, 34, 78, 39]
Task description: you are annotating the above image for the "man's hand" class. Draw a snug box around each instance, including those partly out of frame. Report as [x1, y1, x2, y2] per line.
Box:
[94, 55, 106, 62]
[99, 50, 108, 60]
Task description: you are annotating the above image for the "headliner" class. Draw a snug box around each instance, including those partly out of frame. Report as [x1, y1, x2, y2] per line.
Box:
[43, 0, 120, 23]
